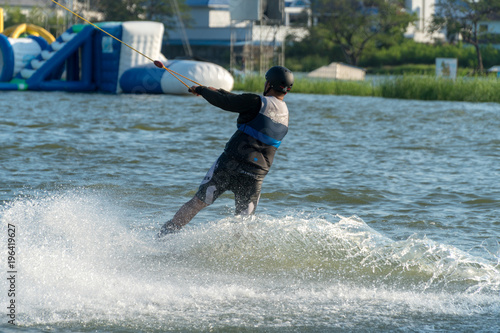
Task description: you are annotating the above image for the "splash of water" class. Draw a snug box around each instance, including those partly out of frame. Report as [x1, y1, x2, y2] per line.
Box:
[1, 189, 498, 330]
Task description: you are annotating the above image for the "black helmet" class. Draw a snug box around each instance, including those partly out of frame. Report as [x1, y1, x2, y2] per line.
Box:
[265, 66, 294, 93]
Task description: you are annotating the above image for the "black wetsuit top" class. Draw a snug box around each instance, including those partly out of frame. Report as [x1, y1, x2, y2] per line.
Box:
[194, 86, 289, 175]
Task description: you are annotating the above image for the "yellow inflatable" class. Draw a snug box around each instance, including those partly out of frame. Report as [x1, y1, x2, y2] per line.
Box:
[2, 23, 56, 44]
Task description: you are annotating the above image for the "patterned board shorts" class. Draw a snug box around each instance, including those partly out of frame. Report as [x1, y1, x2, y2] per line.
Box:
[195, 153, 265, 215]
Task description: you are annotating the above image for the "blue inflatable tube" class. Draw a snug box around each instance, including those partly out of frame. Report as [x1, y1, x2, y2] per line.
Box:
[0, 35, 48, 83]
[1, 83, 29, 90]
[28, 35, 49, 51]
[119, 64, 164, 94]
[0, 34, 14, 82]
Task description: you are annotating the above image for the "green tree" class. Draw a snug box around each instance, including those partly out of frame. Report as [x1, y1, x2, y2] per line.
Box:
[3, 5, 65, 36]
[430, 0, 500, 73]
[3, 6, 27, 28]
[310, 0, 415, 66]
[88, 0, 190, 32]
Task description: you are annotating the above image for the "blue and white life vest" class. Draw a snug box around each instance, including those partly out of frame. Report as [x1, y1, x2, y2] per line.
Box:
[224, 96, 289, 172]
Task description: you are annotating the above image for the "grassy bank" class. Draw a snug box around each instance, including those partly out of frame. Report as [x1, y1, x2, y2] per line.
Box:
[378, 76, 500, 102]
[365, 64, 474, 76]
[233, 74, 500, 103]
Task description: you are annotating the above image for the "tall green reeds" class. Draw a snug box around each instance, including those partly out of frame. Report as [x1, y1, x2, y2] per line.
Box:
[294, 77, 375, 96]
[234, 75, 374, 96]
[233, 74, 500, 103]
[378, 76, 500, 102]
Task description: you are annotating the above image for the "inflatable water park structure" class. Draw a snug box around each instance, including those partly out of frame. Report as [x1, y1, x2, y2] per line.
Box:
[0, 18, 234, 94]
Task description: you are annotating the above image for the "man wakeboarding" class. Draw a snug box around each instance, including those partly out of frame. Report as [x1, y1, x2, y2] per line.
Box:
[158, 66, 294, 237]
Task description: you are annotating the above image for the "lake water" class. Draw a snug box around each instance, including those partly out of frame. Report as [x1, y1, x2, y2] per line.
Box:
[1, 91, 499, 332]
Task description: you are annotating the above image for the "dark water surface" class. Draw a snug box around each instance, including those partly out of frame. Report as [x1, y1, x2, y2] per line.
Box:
[1, 91, 499, 332]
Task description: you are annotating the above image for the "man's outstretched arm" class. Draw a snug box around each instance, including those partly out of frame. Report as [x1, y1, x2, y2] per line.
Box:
[190, 85, 261, 114]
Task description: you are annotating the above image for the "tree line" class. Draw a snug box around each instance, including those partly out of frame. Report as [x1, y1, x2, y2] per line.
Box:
[3, 0, 499, 73]
[288, 0, 500, 74]
[2, 0, 189, 37]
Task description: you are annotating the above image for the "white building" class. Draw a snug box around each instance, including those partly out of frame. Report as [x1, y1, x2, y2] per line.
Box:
[479, 15, 500, 49]
[479, 16, 500, 34]
[167, 0, 309, 48]
[166, 0, 309, 70]
[404, 0, 446, 43]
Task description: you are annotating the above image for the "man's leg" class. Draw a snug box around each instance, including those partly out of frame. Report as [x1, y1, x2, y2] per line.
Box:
[234, 175, 263, 215]
[172, 195, 208, 227]
[158, 155, 228, 237]
[158, 196, 208, 237]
